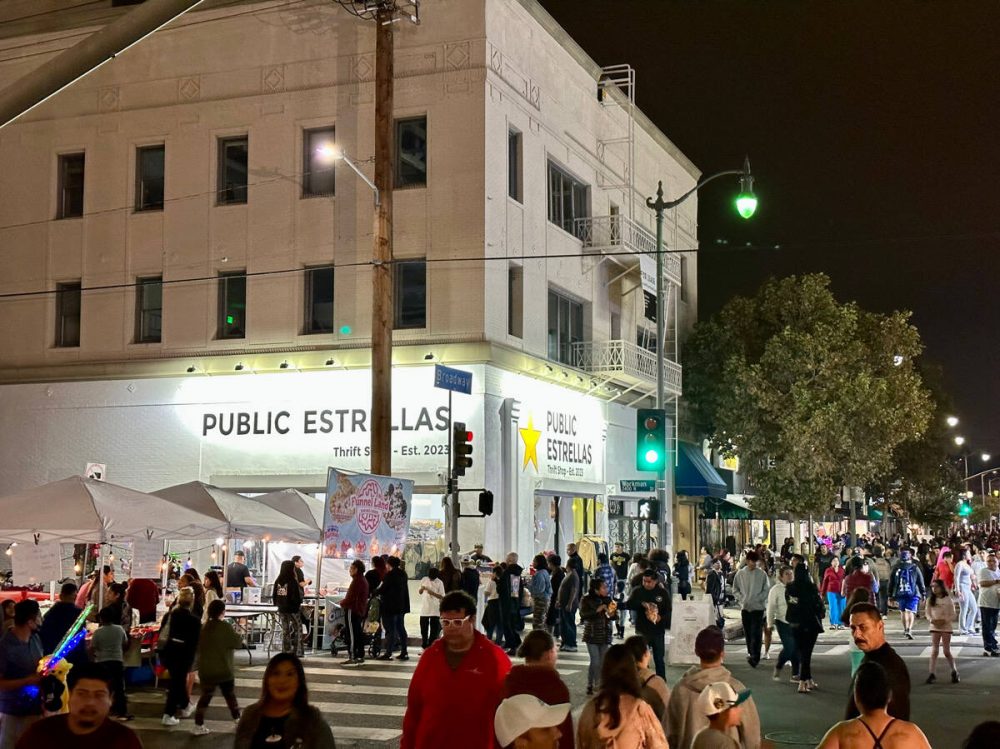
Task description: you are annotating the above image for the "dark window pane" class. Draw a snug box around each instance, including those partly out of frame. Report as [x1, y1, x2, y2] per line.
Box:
[305, 266, 334, 333]
[136, 277, 162, 342]
[547, 291, 559, 360]
[508, 130, 521, 201]
[136, 145, 165, 211]
[58, 153, 85, 218]
[547, 288, 584, 365]
[303, 127, 336, 197]
[218, 137, 248, 204]
[218, 273, 246, 338]
[56, 281, 81, 347]
[395, 117, 427, 187]
[546, 162, 589, 237]
[394, 260, 426, 329]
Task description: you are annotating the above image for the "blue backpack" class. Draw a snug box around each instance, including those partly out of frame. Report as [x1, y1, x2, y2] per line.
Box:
[895, 565, 915, 597]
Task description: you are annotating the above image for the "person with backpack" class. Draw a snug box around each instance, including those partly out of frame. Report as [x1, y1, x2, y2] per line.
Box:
[889, 549, 926, 640]
[273, 560, 304, 656]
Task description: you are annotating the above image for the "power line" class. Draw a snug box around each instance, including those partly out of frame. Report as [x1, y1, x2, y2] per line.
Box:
[0, 0, 105, 27]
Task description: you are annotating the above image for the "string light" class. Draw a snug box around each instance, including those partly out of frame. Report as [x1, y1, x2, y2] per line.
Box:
[215, 537, 224, 546]
[73, 563, 81, 573]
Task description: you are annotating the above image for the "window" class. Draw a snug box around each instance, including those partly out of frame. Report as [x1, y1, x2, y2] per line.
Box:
[303, 127, 336, 197]
[55, 282, 81, 347]
[304, 266, 334, 334]
[508, 264, 523, 338]
[135, 145, 165, 211]
[135, 276, 162, 343]
[393, 260, 426, 329]
[547, 289, 583, 365]
[217, 136, 248, 204]
[547, 162, 588, 238]
[680, 255, 689, 302]
[395, 117, 427, 187]
[218, 272, 246, 339]
[637, 326, 657, 354]
[57, 153, 85, 219]
[508, 129, 522, 201]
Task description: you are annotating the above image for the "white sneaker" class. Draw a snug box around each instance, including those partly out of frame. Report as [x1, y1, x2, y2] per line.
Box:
[180, 705, 195, 718]
[191, 725, 211, 736]
[162, 715, 180, 726]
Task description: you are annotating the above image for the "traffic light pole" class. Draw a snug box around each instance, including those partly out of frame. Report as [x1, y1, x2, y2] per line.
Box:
[647, 183, 669, 551]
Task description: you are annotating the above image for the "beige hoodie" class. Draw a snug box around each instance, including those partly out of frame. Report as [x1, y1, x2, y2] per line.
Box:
[667, 664, 761, 749]
[577, 693, 669, 749]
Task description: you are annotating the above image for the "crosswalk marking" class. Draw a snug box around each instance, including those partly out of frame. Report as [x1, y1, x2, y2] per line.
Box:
[233, 677, 411, 697]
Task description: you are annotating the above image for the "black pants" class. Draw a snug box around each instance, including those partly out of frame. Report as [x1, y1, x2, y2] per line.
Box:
[195, 679, 240, 726]
[162, 653, 194, 716]
[775, 620, 800, 676]
[877, 580, 890, 616]
[419, 616, 441, 648]
[502, 609, 522, 651]
[981, 607, 999, 653]
[742, 609, 765, 664]
[794, 627, 819, 681]
[345, 609, 365, 659]
[100, 660, 127, 716]
[646, 629, 666, 679]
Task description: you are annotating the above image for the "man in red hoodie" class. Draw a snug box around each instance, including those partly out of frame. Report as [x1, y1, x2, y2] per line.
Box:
[402, 590, 511, 749]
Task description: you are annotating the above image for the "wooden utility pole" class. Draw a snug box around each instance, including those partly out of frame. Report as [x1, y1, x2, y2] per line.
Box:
[370, 7, 395, 476]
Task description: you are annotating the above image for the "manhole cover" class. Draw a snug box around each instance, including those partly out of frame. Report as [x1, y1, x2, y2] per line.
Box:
[765, 730, 823, 745]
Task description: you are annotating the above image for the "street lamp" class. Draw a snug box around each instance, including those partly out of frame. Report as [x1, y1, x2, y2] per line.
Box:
[646, 156, 756, 548]
[955, 435, 966, 446]
[946, 415, 959, 427]
[314, 145, 380, 206]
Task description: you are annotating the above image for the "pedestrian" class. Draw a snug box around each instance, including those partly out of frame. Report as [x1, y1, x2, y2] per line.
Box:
[821, 557, 846, 629]
[529, 554, 552, 632]
[692, 682, 754, 749]
[192, 598, 243, 735]
[925, 578, 959, 684]
[934, 549, 955, 592]
[88, 606, 131, 721]
[815, 543, 835, 583]
[339, 559, 369, 665]
[846, 603, 911, 720]
[38, 582, 86, 668]
[842, 557, 877, 607]
[565, 544, 585, 605]
[178, 573, 205, 621]
[375, 556, 410, 660]
[978, 552, 1000, 656]
[471, 544, 493, 563]
[0, 599, 44, 748]
[624, 635, 670, 734]
[417, 567, 445, 649]
[667, 626, 762, 749]
[610, 543, 630, 583]
[818, 662, 931, 749]
[841, 588, 871, 675]
[159, 586, 201, 726]
[785, 562, 825, 694]
[624, 569, 671, 678]
[402, 591, 511, 749]
[732, 550, 770, 667]
[627, 552, 647, 585]
[502, 630, 574, 749]
[580, 578, 614, 695]
[494, 693, 570, 749]
[225, 550, 257, 593]
[556, 559, 580, 653]
[593, 553, 617, 605]
[202, 570, 223, 622]
[483, 564, 505, 645]
[648, 548, 673, 597]
[674, 550, 694, 601]
[955, 547, 979, 636]
[460, 555, 481, 600]
[870, 547, 892, 617]
[234, 653, 335, 749]
[292, 555, 312, 593]
[439, 556, 461, 593]
[889, 549, 925, 640]
[766, 565, 799, 683]
[545, 555, 565, 638]
[14, 662, 143, 749]
[273, 560, 305, 656]
[500, 553, 525, 655]
[576, 644, 667, 749]
[963, 721, 1000, 749]
[706, 560, 727, 629]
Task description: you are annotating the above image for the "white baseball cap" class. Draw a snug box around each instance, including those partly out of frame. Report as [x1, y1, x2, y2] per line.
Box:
[494, 694, 569, 747]
[696, 681, 752, 717]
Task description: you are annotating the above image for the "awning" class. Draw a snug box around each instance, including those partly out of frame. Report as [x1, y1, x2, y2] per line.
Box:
[703, 494, 754, 520]
[675, 442, 727, 499]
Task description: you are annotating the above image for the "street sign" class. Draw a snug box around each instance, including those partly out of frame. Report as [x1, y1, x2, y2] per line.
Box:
[620, 479, 656, 493]
[433, 364, 472, 395]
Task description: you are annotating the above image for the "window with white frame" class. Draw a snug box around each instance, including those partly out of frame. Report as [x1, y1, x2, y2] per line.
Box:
[547, 288, 584, 365]
[547, 161, 588, 238]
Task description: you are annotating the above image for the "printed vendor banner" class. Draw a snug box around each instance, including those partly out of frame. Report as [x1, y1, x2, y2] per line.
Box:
[322, 469, 414, 561]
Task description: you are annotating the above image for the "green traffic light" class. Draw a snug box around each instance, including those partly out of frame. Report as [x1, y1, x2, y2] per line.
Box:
[644, 449, 660, 465]
[958, 502, 972, 517]
[736, 193, 758, 220]
[226, 314, 234, 325]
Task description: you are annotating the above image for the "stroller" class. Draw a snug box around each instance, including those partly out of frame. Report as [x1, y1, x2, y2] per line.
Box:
[327, 596, 383, 659]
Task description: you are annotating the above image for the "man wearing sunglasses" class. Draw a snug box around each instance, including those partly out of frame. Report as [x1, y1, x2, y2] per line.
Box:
[402, 590, 511, 749]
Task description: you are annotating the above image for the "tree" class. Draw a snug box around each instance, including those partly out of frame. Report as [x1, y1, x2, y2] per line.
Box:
[685, 274, 933, 516]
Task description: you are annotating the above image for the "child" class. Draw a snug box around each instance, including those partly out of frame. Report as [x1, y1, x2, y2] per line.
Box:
[191, 598, 243, 735]
[926, 578, 959, 684]
[692, 682, 752, 749]
[89, 605, 131, 720]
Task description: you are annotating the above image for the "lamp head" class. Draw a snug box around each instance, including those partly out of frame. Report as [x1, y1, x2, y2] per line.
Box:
[736, 155, 757, 219]
[314, 143, 343, 165]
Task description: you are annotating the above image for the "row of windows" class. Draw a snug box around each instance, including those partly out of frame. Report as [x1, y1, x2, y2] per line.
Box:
[53, 117, 428, 219]
[51, 261, 427, 347]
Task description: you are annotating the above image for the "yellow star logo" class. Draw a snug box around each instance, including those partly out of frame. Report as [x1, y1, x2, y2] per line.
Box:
[519, 415, 542, 472]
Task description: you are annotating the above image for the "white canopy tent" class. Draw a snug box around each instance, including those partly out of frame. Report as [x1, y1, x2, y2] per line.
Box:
[251, 489, 324, 536]
[0, 475, 228, 544]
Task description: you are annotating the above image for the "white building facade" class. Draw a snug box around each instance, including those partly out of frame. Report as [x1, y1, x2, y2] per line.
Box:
[0, 0, 701, 565]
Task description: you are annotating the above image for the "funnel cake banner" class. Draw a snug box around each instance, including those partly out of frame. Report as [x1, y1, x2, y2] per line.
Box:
[322, 468, 414, 560]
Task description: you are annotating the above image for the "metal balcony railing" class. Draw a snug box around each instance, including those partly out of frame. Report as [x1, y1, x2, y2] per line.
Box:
[572, 339, 682, 397]
[574, 215, 682, 285]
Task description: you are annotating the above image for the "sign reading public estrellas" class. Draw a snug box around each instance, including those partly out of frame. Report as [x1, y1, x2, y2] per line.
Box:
[517, 390, 604, 483]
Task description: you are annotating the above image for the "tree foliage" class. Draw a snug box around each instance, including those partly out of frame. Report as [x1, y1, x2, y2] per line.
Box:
[685, 274, 933, 516]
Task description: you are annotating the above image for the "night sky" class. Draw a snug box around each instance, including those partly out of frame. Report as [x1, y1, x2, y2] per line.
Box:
[539, 0, 1000, 452]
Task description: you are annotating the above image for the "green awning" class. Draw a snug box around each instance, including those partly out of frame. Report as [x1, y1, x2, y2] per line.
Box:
[675, 442, 727, 499]
[703, 494, 754, 520]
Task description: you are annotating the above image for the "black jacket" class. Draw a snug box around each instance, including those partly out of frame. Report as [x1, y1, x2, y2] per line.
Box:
[580, 593, 613, 645]
[785, 579, 825, 633]
[846, 643, 911, 720]
[460, 568, 480, 599]
[273, 575, 303, 615]
[625, 583, 671, 635]
[39, 602, 87, 666]
[163, 607, 201, 664]
[376, 568, 410, 616]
